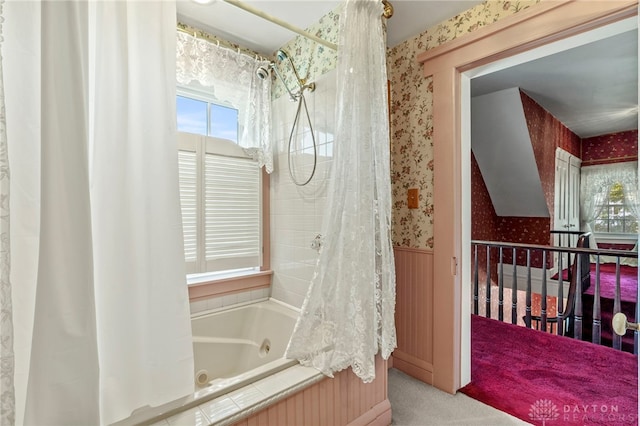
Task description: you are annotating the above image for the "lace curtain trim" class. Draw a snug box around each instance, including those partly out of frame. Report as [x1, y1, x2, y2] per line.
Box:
[176, 32, 273, 173]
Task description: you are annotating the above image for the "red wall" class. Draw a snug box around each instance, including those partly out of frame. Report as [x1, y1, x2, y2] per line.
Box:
[581, 130, 638, 166]
[471, 91, 582, 270]
[471, 154, 499, 242]
[471, 153, 549, 269]
[519, 90, 581, 223]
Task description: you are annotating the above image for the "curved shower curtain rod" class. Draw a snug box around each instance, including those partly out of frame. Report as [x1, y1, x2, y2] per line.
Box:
[193, 0, 394, 52]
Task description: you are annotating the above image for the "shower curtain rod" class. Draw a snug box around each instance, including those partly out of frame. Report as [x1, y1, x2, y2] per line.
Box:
[223, 0, 337, 51]
[221, 0, 394, 52]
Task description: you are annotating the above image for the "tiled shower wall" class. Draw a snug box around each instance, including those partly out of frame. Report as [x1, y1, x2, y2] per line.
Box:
[270, 70, 337, 308]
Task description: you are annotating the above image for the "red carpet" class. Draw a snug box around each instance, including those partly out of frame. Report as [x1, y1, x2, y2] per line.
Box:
[461, 315, 638, 425]
[584, 263, 637, 303]
[582, 264, 637, 352]
[552, 263, 637, 303]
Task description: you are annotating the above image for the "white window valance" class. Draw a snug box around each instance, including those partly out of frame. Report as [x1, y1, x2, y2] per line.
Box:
[176, 32, 273, 173]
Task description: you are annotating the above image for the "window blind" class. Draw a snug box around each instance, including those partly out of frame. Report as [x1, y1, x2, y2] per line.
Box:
[178, 150, 199, 274]
[178, 132, 261, 274]
[204, 153, 260, 271]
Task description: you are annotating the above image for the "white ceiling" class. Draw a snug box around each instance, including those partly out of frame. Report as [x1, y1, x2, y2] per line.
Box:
[177, 0, 639, 139]
[472, 27, 638, 139]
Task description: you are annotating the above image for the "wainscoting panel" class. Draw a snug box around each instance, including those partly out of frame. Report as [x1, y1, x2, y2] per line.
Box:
[233, 357, 390, 426]
[393, 247, 434, 384]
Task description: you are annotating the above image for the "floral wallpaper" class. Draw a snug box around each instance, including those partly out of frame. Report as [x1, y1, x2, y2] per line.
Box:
[271, 7, 341, 100]
[581, 130, 638, 166]
[389, 0, 541, 250]
[180, 9, 342, 103]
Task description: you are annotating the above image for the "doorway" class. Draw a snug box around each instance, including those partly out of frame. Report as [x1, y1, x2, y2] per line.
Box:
[418, 1, 638, 393]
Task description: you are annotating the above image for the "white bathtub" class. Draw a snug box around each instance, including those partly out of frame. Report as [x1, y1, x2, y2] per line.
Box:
[115, 299, 315, 426]
[192, 299, 299, 390]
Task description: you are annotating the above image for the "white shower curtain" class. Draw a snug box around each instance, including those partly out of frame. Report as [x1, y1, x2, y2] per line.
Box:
[285, 0, 396, 383]
[6, 2, 193, 424]
[0, 1, 16, 424]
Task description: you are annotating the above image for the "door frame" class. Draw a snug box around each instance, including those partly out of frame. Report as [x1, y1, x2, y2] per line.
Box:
[417, 0, 638, 393]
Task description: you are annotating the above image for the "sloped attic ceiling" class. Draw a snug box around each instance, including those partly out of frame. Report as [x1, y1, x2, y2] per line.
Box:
[471, 87, 550, 218]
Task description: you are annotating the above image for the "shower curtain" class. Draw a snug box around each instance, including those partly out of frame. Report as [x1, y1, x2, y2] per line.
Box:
[0, 1, 16, 424]
[285, 0, 396, 383]
[5, 2, 193, 424]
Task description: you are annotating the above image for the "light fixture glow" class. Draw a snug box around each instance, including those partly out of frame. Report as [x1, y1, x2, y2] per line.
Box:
[191, 0, 216, 5]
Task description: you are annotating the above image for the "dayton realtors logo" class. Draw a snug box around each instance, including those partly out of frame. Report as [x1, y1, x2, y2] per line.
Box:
[529, 399, 637, 424]
[529, 399, 560, 425]
[562, 404, 637, 423]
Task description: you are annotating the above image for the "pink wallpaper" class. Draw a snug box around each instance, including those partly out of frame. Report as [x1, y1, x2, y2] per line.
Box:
[581, 130, 638, 166]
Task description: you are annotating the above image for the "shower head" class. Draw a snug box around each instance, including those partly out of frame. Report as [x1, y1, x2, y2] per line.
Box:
[256, 65, 270, 80]
[276, 49, 289, 62]
[275, 49, 304, 88]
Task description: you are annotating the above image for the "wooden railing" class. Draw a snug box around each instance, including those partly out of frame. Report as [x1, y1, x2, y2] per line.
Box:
[472, 239, 639, 354]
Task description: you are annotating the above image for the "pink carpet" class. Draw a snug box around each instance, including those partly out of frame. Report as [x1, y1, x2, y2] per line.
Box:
[461, 315, 638, 425]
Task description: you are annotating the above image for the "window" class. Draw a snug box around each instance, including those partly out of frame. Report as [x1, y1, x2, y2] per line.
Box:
[177, 95, 238, 140]
[594, 182, 638, 234]
[177, 94, 262, 276]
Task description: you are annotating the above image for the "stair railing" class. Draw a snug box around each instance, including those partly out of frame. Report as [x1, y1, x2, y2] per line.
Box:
[472, 240, 638, 354]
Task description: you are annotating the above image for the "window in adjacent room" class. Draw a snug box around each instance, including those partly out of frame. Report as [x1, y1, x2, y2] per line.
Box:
[594, 182, 638, 234]
[176, 93, 262, 277]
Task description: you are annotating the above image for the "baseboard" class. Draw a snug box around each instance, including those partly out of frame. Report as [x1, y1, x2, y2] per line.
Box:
[391, 352, 433, 385]
[347, 399, 392, 426]
[498, 265, 570, 296]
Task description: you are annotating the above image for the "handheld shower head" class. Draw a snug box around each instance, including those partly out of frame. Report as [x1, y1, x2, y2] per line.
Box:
[276, 49, 289, 62]
[275, 49, 304, 87]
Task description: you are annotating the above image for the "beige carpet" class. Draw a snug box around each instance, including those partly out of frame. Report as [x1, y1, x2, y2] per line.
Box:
[388, 368, 530, 425]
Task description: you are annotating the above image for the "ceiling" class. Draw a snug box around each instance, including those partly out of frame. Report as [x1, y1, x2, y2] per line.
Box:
[177, 0, 639, 139]
[472, 27, 638, 139]
[176, 0, 483, 53]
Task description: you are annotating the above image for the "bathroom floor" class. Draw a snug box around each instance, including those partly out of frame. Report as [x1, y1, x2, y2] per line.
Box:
[388, 368, 529, 425]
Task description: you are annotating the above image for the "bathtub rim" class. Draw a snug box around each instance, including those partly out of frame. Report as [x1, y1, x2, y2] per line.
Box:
[190, 295, 301, 322]
[113, 298, 303, 426]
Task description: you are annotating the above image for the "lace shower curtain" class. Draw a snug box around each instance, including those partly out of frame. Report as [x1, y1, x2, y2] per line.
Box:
[6, 2, 194, 424]
[286, 0, 396, 383]
[176, 32, 273, 173]
[0, 0, 16, 423]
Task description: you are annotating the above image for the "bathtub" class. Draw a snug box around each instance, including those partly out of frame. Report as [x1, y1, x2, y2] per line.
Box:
[114, 298, 318, 426]
[191, 299, 299, 390]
